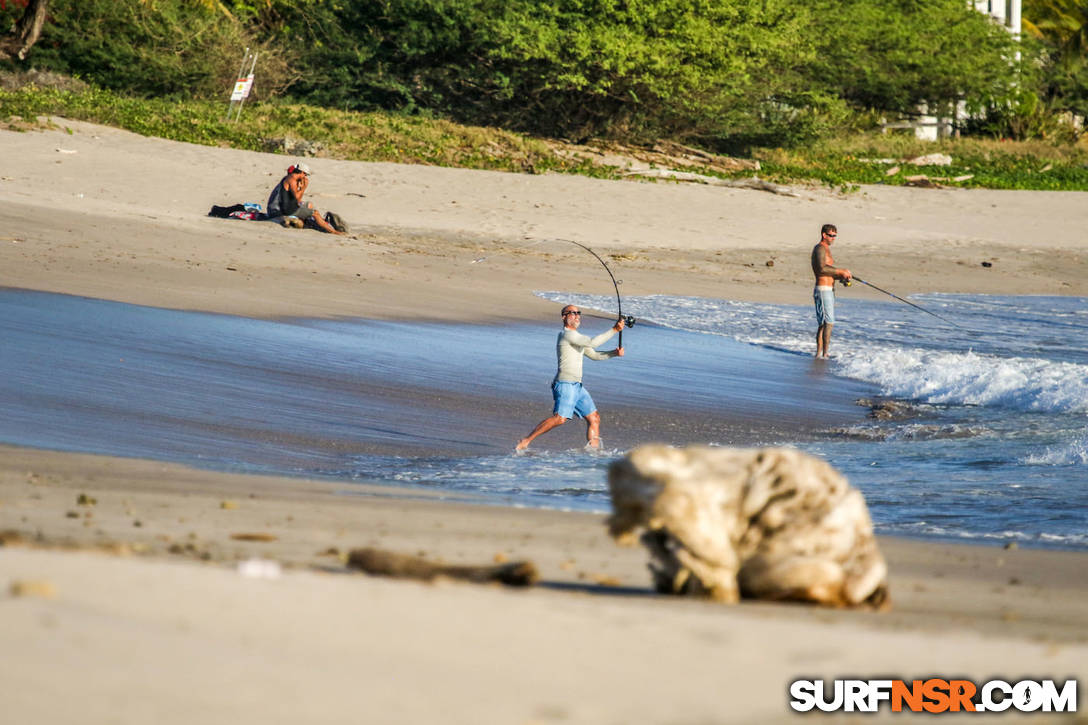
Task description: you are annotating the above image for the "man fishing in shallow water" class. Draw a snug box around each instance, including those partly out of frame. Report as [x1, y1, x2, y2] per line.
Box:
[516, 305, 625, 451]
[811, 223, 852, 358]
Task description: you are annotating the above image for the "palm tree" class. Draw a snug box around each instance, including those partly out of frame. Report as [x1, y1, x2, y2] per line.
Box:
[1023, 0, 1088, 120]
[1023, 0, 1088, 59]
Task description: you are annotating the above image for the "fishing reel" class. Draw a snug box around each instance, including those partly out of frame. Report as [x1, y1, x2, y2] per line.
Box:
[619, 314, 637, 328]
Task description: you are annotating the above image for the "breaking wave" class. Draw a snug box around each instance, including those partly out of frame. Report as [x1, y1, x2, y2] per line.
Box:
[539, 291, 1088, 415]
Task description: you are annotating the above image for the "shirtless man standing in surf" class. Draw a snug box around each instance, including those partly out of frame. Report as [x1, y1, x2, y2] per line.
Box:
[515, 305, 624, 451]
[811, 223, 852, 358]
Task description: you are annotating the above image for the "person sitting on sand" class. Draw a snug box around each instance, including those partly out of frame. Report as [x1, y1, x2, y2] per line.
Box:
[516, 305, 624, 451]
[266, 161, 343, 235]
[811, 223, 851, 358]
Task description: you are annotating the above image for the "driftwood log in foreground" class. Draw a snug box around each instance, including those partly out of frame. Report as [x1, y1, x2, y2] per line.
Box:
[347, 547, 539, 587]
[607, 445, 889, 608]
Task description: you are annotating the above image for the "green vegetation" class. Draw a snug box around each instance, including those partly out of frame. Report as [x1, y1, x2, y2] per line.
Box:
[0, 84, 612, 176]
[7, 0, 288, 98]
[263, 0, 823, 145]
[1024, 0, 1088, 122]
[754, 136, 1088, 191]
[2, 0, 1087, 190]
[5, 83, 1087, 191]
[807, 0, 1019, 114]
[1, 0, 1031, 143]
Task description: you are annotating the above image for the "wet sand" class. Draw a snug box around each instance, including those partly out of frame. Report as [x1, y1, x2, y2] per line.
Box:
[1, 121, 1087, 722]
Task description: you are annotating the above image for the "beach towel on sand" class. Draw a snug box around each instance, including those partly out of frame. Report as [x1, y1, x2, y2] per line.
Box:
[208, 202, 264, 220]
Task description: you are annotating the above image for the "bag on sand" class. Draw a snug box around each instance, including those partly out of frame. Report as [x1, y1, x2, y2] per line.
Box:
[324, 211, 350, 233]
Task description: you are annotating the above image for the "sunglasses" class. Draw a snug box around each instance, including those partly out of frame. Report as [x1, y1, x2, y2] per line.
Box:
[563, 310, 582, 316]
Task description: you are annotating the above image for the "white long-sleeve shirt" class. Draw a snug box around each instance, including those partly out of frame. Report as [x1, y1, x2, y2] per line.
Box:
[554, 327, 618, 383]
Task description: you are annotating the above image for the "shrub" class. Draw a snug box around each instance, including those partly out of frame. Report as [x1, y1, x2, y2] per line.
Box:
[2, 0, 290, 99]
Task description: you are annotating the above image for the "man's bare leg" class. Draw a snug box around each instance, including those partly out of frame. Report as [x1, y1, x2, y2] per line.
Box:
[516, 414, 567, 450]
[816, 323, 832, 358]
[584, 411, 602, 448]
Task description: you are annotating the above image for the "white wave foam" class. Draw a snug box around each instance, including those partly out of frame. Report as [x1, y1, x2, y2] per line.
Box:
[538, 290, 1088, 415]
[1021, 436, 1088, 465]
[883, 523, 1088, 548]
[837, 347, 1088, 414]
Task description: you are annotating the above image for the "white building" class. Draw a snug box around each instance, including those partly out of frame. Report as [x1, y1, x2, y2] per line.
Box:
[973, 0, 1021, 37]
[912, 0, 1022, 139]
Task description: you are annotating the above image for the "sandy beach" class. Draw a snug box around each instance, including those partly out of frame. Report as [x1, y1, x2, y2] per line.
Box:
[2, 120, 1087, 722]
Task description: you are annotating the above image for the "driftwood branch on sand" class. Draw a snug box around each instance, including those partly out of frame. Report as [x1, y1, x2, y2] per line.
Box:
[622, 168, 798, 197]
[347, 547, 539, 586]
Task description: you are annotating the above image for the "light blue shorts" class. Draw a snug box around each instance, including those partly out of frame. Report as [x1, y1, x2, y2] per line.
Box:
[814, 287, 835, 325]
[552, 381, 596, 420]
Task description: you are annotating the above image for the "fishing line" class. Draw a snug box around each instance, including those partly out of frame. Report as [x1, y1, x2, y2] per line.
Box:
[847, 277, 965, 329]
[555, 238, 635, 346]
[471, 237, 636, 345]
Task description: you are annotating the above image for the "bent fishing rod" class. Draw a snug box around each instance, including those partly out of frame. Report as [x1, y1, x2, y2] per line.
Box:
[472, 238, 636, 345]
[555, 238, 636, 346]
[846, 276, 965, 329]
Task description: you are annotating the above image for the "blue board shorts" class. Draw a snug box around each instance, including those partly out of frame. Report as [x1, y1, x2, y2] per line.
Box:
[814, 286, 835, 325]
[552, 381, 596, 419]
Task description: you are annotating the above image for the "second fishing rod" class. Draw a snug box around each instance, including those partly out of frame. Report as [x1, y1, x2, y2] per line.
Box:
[842, 276, 965, 329]
[726, 256, 966, 330]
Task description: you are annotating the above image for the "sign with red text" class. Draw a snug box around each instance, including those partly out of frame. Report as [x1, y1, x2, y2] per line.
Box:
[229, 74, 254, 102]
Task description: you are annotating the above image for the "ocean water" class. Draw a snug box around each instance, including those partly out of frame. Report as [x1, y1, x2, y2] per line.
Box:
[0, 287, 1085, 550]
[541, 290, 1088, 549]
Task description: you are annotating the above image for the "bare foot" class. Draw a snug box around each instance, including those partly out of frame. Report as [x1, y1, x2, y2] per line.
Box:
[515, 438, 530, 451]
[586, 437, 601, 449]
